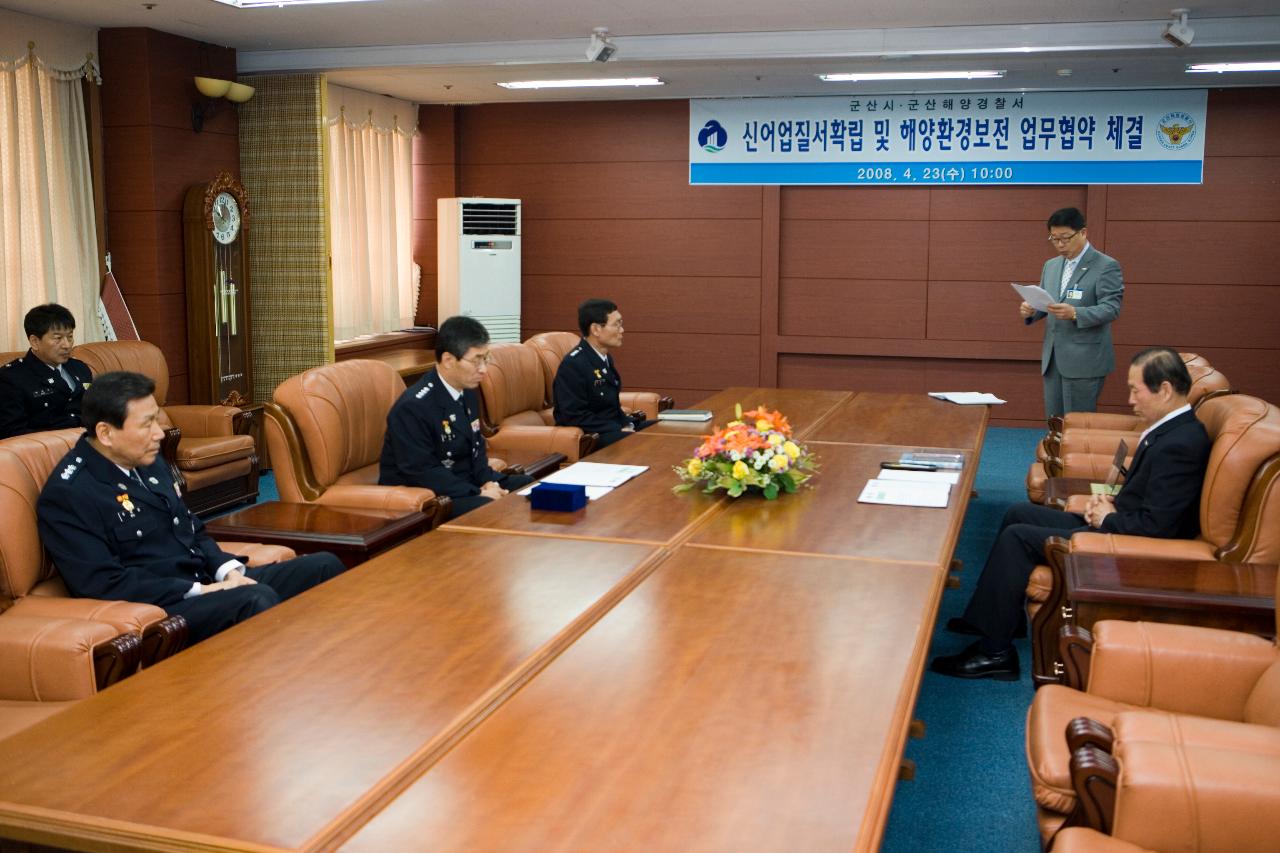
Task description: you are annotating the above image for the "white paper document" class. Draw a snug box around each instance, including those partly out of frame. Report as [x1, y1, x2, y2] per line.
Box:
[928, 392, 1006, 405]
[877, 468, 961, 485]
[858, 478, 952, 508]
[537, 461, 649, 488]
[1011, 282, 1055, 311]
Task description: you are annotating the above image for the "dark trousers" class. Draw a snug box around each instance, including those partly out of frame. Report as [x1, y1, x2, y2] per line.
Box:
[594, 419, 656, 450]
[961, 503, 1088, 650]
[449, 472, 535, 517]
[164, 551, 347, 644]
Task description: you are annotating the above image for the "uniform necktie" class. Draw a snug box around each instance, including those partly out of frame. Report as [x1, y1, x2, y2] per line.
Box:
[57, 364, 76, 390]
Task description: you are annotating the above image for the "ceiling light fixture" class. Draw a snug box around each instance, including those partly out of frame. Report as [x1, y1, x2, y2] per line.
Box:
[497, 77, 663, 90]
[1161, 8, 1195, 47]
[211, 0, 382, 8]
[818, 70, 1006, 82]
[1186, 61, 1280, 73]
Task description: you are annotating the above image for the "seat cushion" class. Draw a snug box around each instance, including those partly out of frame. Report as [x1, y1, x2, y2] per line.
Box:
[1026, 564, 1052, 602]
[1026, 684, 1140, 815]
[175, 434, 256, 470]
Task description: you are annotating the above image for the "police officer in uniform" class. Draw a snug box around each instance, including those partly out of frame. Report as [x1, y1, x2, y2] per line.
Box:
[37, 371, 346, 645]
[379, 315, 533, 517]
[552, 298, 652, 449]
[0, 304, 94, 438]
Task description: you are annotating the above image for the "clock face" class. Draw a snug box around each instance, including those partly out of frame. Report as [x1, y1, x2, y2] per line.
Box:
[211, 191, 241, 245]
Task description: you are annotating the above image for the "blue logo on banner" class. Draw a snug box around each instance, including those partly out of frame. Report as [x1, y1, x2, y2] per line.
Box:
[1156, 111, 1196, 150]
[698, 120, 727, 153]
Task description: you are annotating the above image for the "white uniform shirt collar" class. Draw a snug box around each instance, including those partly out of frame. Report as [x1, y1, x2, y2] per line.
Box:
[1139, 403, 1191, 444]
[437, 374, 463, 401]
[588, 342, 610, 362]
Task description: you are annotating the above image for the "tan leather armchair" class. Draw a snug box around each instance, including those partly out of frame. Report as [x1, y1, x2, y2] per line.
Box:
[74, 340, 259, 516]
[1025, 394, 1280, 681]
[524, 331, 674, 421]
[263, 359, 451, 526]
[1025, 583, 1280, 846]
[477, 342, 597, 462]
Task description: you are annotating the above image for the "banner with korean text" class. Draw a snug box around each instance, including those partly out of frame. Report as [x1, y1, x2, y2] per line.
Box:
[689, 90, 1206, 186]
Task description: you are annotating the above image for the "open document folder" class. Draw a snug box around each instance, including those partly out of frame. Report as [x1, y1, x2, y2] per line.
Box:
[518, 461, 649, 501]
[858, 478, 951, 508]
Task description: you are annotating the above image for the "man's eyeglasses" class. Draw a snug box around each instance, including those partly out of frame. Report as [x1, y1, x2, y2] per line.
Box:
[1047, 231, 1081, 245]
[460, 353, 492, 368]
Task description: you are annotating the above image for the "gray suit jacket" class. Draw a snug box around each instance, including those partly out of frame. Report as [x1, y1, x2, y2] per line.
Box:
[1027, 245, 1124, 378]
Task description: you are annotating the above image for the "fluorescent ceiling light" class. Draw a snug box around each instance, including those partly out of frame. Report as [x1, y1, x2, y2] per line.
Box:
[819, 70, 1006, 82]
[497, 77, 664, 90]
[1185, 61, 1280, 73]
[212, 0, 381, 8]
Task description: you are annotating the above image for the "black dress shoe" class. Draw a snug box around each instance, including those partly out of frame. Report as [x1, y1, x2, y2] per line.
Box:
[929, 642, 1021, 681]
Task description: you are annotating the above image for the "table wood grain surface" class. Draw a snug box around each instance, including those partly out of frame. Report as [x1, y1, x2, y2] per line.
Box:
[643, 387, 852, 439]
[805, 391, 989, 451]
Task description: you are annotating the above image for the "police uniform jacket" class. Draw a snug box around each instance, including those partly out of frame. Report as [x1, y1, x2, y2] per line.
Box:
[37, 434, 239, 607]
[552, 338, 628, 435]
[378, 367, 501, 498]
[0, 351, 93, 438]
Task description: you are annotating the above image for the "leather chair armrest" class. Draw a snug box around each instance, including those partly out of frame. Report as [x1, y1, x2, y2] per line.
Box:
[1060, 452, 1131, 481]
[1062, 412, 1144, 433]
[0, 616, 140, 700]
[1060, 432, 1139, 458]
[166, 404, 242, 437]
[619, 391, 673, 420]
[1086, 620, 1276, 719]
[1068, 532, 1217, 561]
[317, 486, 451, 527]
[487, 424, 594, 462]
[1050, 828, 1155, 853]
[214, 541, 298, 565]
[6, 596, 167, 636]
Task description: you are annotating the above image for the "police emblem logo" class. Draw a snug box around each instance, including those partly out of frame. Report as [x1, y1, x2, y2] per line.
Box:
[1156, 111, 1196, 150]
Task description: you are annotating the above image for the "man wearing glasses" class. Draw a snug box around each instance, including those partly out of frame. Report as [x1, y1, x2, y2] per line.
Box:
[379, 315, 532, 516]
[1020, 207, 1124, 419]
[553, 298, 654, 449]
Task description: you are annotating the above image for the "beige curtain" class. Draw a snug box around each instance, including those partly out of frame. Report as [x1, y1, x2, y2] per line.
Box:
[326, 83, 415, 342]
[0, 49, 101, 350]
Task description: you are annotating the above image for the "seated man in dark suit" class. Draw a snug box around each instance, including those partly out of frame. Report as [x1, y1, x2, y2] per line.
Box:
[37, 371, 346, 645]
[931, 347, 1212, 681]
[379, 315, 533, 517]
[0, 303, 94, 438]
[553, 298, 653, 449]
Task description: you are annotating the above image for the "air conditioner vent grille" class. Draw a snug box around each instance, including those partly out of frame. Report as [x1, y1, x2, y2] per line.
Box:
[461, 203, 519, 235]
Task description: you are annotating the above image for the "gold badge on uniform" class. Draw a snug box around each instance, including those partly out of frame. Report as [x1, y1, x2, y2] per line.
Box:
[442, 420, 452, 435]
[116, 494, 135, 513]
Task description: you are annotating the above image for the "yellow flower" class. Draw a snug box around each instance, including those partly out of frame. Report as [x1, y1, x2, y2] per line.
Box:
[686, 458, 703, 477]
[783, 440, 801, 460]
[732, 460, 749, 480]
[767, 432, 784, 446]
[756, 418, 772, 431]
[769, 453, 790, 472]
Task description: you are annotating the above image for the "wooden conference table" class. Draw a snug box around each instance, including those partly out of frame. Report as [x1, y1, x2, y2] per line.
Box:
[0, 387, 988, 852]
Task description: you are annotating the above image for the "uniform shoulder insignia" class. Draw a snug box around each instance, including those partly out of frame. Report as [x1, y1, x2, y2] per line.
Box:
[57, 462, 80, 481]
[415, 384, 431, 399]
[568, 347, 581, 357]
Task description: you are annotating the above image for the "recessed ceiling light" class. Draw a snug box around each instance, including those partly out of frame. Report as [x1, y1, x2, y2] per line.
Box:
[497, 77, 664, 90]
[211, 0, 382, 8]
[1185, 61, 1280, 73]
[818, 70, 1006, 82]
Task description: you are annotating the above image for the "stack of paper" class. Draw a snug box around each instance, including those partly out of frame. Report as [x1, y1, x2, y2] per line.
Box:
[928, 391, 1006, 405]
[657, 409, 713, 422]
[877, 468, 961, 486]
[858, 478, 951, 508]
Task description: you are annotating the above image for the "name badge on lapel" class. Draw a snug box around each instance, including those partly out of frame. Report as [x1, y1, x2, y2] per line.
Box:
[1066, 288, 1083, 300]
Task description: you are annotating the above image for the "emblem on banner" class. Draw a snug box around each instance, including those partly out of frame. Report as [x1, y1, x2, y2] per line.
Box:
[1156, 111, 1196, 149]
[698, 119, 727, 153]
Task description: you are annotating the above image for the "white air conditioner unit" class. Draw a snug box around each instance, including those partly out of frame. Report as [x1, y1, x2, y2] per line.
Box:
[437, 197, 521, 342]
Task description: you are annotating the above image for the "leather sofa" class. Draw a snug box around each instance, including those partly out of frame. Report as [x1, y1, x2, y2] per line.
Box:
[477, 342, 597, 463]
[1025, 581, 1280, 846]
[262, 359, 452, 526]
[73, 340, 259, 516]
[524, 331, 674, 421]
[0, 429, 293, 740]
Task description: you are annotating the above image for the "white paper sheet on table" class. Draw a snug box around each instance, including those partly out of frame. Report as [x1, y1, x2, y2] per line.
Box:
[858, 478, 951, 508]
[537, 461, 649, 488]
[876, 468, 961, 485]
[927, 391, 1006, 405]
[1011, 282, 1055, 311]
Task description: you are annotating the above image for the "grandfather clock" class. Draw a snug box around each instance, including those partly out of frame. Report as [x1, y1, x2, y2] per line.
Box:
[183, 172, 253, 406]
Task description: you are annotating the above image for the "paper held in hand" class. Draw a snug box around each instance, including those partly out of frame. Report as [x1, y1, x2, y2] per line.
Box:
[1011, 282, 1055, 312]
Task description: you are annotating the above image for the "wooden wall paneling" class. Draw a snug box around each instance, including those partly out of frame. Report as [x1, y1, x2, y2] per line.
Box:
[412, 104, 457, 326]
[1203, 89, 1280, 156]
[521, 219, 762, 278]
[126, 293, 189, 378]
[781, 186, 930, 220]
[760, 186, 780, 387]
[612, 331, 759, 391]
[777, 354, 927, 395]
[102, 126, 157, 214]
[927, 281, 1050, 343]
[1106, 220, 1280, 285]
[776, 335, 1037, 361]
[1115, 283, 1280, 350]
[927, 219, 1058, 282]
[103, 211, 184, 297]
[1085, 185, 1108, 251]
[412, 166, 457, 221]
[459, 100, 690, 164]
[780, 219, 930, 279]
[1107, 156, 1280, 222]
[461, 162, 762, 221]
[1189, 346, 1280, 405]
[923, 358, 1047, 424]
[97, 28, 152, 128]
[928, 186, 1087, 220]
[520, 276, 760, 335]
[780, 278, 927, 339]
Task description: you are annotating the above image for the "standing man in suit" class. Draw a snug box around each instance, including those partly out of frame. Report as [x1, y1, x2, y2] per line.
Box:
[380, 315, 533, 517]
[930, 348, 1210, 681]
[1021, 207, 1124, 420]
[553, 298, 653, 449]
[38, 371, 346, 645]
[0, 304, 94, 438]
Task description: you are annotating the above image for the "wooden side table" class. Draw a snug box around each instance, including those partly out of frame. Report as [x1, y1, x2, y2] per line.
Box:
[1032, 552, 1277, 685]
[206, 502, 433, 567]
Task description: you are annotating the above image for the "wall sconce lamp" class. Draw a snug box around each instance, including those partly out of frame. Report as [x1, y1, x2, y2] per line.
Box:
[192, 77, 255, 132]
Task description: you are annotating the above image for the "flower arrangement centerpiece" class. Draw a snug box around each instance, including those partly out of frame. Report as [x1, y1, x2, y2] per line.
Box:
[673, 404, 818, 499]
